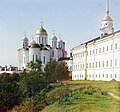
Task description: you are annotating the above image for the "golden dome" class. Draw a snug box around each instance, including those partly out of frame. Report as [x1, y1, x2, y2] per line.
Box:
[36, 26, 47, 35]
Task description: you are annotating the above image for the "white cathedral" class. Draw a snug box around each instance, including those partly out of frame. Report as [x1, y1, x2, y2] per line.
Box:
[18, 25, 67, 71]
[18, 0, 120, 82]
[71, 0, 120, 81]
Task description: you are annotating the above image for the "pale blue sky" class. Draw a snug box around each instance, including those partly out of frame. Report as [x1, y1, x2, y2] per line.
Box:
[0, 0, 119, 66]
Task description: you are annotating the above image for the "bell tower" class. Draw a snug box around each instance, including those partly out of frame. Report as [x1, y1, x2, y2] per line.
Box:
[100, 0, 114, 37]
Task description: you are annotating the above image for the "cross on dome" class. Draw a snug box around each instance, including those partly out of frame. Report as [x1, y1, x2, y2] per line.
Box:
[40, 20, 44, 27]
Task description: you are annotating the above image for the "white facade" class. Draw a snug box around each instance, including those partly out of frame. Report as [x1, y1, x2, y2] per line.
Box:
[18, 25, 67, 70]
[72, 31, 120, 81]
[71, 0, 120, 81]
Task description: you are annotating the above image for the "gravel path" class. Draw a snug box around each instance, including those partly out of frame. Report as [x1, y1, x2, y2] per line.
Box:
[107, 92, 120, 100]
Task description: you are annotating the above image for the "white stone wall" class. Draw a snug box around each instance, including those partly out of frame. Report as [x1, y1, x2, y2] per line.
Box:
[72, 45, 86, 80]
[29, 48, 40, 62]
[71, 31, 120, 81]
[18, 49, 23, 70]
[50, 48, 58, 61]
[36, 34, 48, 45]
[18, 49, 29, 70]
[40, 50, 50, 70]
[22, 49, 29, 70]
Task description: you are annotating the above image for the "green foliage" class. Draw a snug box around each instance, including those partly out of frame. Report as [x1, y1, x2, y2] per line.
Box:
[82, 86, 96, 95]
[21, 59, 48, 98]
[42, 82, 119, 112]
[101, 91, 107, 95]
[0, 60, 51, 111]
[0, 73, 22, 109]
[44, 60, 58, 83]
[44, 60, 69, 83]
[55, 61, 69, 83]
[11, 85, 55, 112]
[45, 86, 69, 105]
[27, 61, 36, 71]
[1, 62, 119, 112]
[19, 72, 47, 98]
[28, 85, 54, 104]
[27, 60, 42, 72]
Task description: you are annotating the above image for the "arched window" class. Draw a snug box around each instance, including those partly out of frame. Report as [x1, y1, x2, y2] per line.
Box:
[115, 43, 117, 49]
[105, 33, 108, 35]
[43, 56, 45, 64]
[52, 51, 54, 57]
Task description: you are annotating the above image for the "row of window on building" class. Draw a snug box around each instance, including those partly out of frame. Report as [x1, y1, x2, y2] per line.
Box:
[73, 74, 118, 79]
[24, 55, 46, 64]
[73, 43, 118, 59]
[73, 59, 118, 70]
[88, 59, 117, 69]
[88, 43, 118, 56]
[88, 74, 118, 79]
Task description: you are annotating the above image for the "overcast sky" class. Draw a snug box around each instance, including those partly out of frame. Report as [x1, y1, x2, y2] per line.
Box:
[0, 0, 119, 66]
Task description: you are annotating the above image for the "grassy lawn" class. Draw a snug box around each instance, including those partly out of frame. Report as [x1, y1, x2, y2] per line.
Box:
[67, 80, 119, 96]
[42, 80, 120, 112]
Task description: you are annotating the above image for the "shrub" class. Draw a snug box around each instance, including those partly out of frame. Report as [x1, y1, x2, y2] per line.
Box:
[101, 91, 107, 95]
[45, 86, 69, 105]
[82, 86, 96, 95]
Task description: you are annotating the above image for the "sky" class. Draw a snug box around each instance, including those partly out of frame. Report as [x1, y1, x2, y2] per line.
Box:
[0, 0, 120, 66]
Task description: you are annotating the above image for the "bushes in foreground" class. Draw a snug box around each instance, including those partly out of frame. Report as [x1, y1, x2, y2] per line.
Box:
[58, 86, 108, 105]
[0, 71, 48, 111]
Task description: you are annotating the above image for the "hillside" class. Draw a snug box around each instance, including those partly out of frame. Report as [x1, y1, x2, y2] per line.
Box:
[42, 80, 119, 112]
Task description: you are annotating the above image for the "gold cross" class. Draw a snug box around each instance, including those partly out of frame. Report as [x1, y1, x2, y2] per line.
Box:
[40, 20, 44, 27]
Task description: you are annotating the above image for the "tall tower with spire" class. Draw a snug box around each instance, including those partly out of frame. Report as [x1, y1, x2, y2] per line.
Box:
[100, 0, 114, 37]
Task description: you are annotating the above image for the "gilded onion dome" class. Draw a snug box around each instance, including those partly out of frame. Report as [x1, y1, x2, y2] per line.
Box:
[36, 26, 48, 35]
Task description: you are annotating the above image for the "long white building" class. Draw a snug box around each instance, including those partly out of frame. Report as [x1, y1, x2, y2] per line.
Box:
[18, 25, 67, 70]
[71, 0, 120, 81]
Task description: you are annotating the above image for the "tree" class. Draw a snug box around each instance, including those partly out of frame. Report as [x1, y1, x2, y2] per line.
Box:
[44, 60, 58, 83]
[27, 61, 36, 71]
[35, 59, 42, 72]
[28, 60, 42, 72]
[0, 73, 22, 109]
[55, 61, 69, 84]
[19, 72, 47, 98]
[20, 59, 48, 98]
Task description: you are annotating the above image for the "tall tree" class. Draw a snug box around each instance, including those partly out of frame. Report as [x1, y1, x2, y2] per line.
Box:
[55, 61, 69, 84]
[19, 72, 47, 98]
[20, 60, 47, 98]
[0, 73, 22, 109]
[44, 60, 58, 83]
